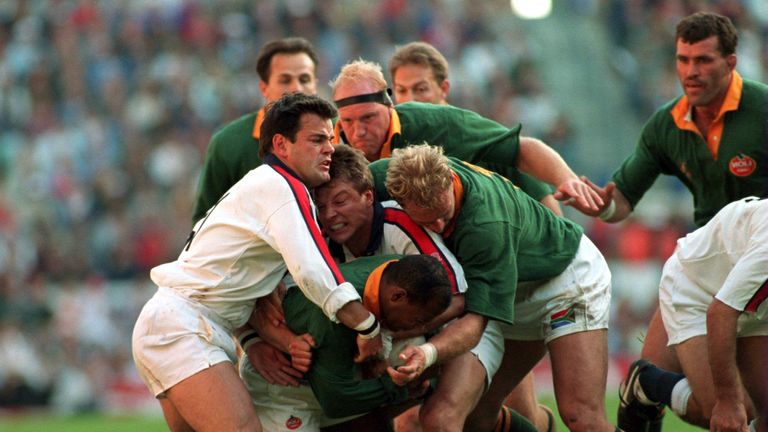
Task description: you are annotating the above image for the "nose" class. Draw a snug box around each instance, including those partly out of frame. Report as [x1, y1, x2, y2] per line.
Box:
[428, 219, 447, 233]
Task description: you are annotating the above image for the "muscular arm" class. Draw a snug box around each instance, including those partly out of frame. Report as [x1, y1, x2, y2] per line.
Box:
[516, 136, 601, 212]
[707, 299, 749, 431]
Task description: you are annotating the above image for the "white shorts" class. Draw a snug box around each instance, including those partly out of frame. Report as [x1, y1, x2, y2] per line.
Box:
[660, 255, 768, 345]
[469, 320, 505, 389]
[499, 235, 611, 343]
[132, 287, 238, 397]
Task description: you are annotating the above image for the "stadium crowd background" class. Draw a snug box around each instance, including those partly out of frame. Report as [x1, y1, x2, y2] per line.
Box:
[0, 0, 766, 415]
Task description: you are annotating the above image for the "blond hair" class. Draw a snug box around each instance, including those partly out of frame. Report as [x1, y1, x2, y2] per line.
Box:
[330, 59, 388, 97]
[386, 144, 452, 209]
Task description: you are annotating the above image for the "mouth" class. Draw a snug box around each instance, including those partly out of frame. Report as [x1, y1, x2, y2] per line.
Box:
[327, 222, 346, 233]
[319, 160, 331, 171]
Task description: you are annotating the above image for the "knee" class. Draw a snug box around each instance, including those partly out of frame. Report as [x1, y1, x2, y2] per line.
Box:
[420, 399, 462, 432]
[558, 404, 605, 432]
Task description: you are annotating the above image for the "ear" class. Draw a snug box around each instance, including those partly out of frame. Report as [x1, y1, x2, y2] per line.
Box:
[389, 288, 407, 303]
[362, 188, 374, 206]
[259, 80, 269, 99]
[725, 54, 737, 71]
[440, 80, 450, 102]
[272, 134, 289, 158]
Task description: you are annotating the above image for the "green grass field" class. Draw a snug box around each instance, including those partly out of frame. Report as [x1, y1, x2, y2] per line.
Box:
[0, 395, 704, 431]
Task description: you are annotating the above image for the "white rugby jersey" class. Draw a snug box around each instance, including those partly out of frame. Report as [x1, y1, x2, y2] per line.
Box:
[675, 197, 768, 318]
[151, 159, 359, 330]
[329, 200, 468, 294]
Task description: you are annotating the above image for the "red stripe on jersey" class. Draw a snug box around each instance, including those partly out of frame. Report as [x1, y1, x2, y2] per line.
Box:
[383, 207, 459, 294]
[272, 165, 345, 285]
[745, 277, 768, 313]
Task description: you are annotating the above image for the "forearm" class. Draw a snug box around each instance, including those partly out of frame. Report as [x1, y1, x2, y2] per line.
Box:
[516, 136, 578, 186]
[706, 300, 742, 400]
[426, 312, 487, 364]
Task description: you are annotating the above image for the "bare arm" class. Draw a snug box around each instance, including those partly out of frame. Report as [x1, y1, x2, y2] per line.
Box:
[387, 312, 487, 385]
[516, 136, 602, 212]
[707, 299, 749, 432]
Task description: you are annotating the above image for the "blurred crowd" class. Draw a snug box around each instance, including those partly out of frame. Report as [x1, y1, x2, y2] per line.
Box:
[0, 0, 765, 414]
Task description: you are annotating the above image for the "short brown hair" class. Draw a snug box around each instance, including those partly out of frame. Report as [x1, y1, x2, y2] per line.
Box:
[259, 93, 336, 158]
[256, 37, 319, 82]
[389, 42, 449, 85]
[321, 144, 373, 194]
[676, 12, 738, 56]
[385, 144, 452, 210]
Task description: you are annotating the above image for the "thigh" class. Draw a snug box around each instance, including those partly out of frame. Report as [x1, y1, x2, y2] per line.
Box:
[642, 306, 682, 371]
[166, 361, 261, 432]
[548, 329, 608, 415]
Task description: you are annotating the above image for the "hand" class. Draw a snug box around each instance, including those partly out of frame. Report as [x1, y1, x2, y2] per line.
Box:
[255, 282, 287, 327]
[355, 333, 383, 363]
[246, 340, 304, 387]
[287, 333, 315, 373]
[709, 398, 749, 432]
[385, 345, 428, 386]
[552, 176, 606, 214]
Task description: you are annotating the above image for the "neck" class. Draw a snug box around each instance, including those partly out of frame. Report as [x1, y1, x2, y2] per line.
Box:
[346, 213, 374, 257]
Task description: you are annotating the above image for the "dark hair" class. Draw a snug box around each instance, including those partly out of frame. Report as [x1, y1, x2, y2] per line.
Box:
[676, 12, 738, 56]
[259, 93, 337, 158]
[389, 41, 449, 85]
[320, 145, 373, 193]
[382, 255, 451, 312]
[256, 37, 319, 82]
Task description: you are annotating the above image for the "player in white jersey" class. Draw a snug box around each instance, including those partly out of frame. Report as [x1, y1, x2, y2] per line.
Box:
[620, 197, 767, 432]
[131, 93, 382, 432]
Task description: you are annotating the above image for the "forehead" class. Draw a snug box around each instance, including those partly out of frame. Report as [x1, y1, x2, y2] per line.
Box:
[337, 101, 389, 119]
[269, 53, 316, 74]
[676, 35, 721, 56]
[334, 79, 380, 100]
[317, 178, 358, 198]
[394, 63, 436, 84]
[297, 113, 332, 133]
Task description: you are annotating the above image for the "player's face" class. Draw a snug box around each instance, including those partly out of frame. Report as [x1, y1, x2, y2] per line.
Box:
[381, 285, 437, 332]
[393, 64, 448, 105]
[277, 114, 334, 187]
[401, 187, 455, 234]
[335, 81, 392, 162]
[675, 35, 735, 109]
[316, 180, 374, 247]
[260, 53, 317, 102]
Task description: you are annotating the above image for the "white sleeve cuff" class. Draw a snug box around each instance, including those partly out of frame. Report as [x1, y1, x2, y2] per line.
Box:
[321, 282, 361, 323]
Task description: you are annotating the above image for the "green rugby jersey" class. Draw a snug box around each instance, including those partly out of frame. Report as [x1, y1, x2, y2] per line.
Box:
[369, 157, 583, 324]
[282, 255, 408, 418]
[614, 74, 768, 227]
[193, 110, 264, 223]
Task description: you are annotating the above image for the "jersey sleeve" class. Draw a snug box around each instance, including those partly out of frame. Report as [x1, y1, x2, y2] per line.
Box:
[715, 244, 768, 319]
[453, 222, 518, 324]
[259, 171, 360, 322]
[612, 122, 665, 209]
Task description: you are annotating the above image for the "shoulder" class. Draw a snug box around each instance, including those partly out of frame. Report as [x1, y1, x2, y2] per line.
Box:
[210, 112, 260, 145]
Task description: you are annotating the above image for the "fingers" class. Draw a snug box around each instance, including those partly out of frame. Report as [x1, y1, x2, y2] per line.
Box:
[355, 334, 383, 363]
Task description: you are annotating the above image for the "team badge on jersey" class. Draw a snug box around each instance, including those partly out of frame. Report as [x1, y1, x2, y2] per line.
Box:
[728, 154, 756, 177]
[286, 415, 303, 430]
[550, 307, 576, 330]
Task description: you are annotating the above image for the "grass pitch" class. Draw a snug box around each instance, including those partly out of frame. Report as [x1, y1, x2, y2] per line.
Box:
[0, 395, 703, 431]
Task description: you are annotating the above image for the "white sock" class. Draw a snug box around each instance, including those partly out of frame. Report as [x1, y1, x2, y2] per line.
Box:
[669, 378, 692, 416]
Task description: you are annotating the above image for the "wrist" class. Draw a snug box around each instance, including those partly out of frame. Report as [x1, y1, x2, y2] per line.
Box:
[418, 342, 438, 368]
[238, 329, 262, 352]
[355, 313, 381, 340]
[599, 200, 616, 221]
